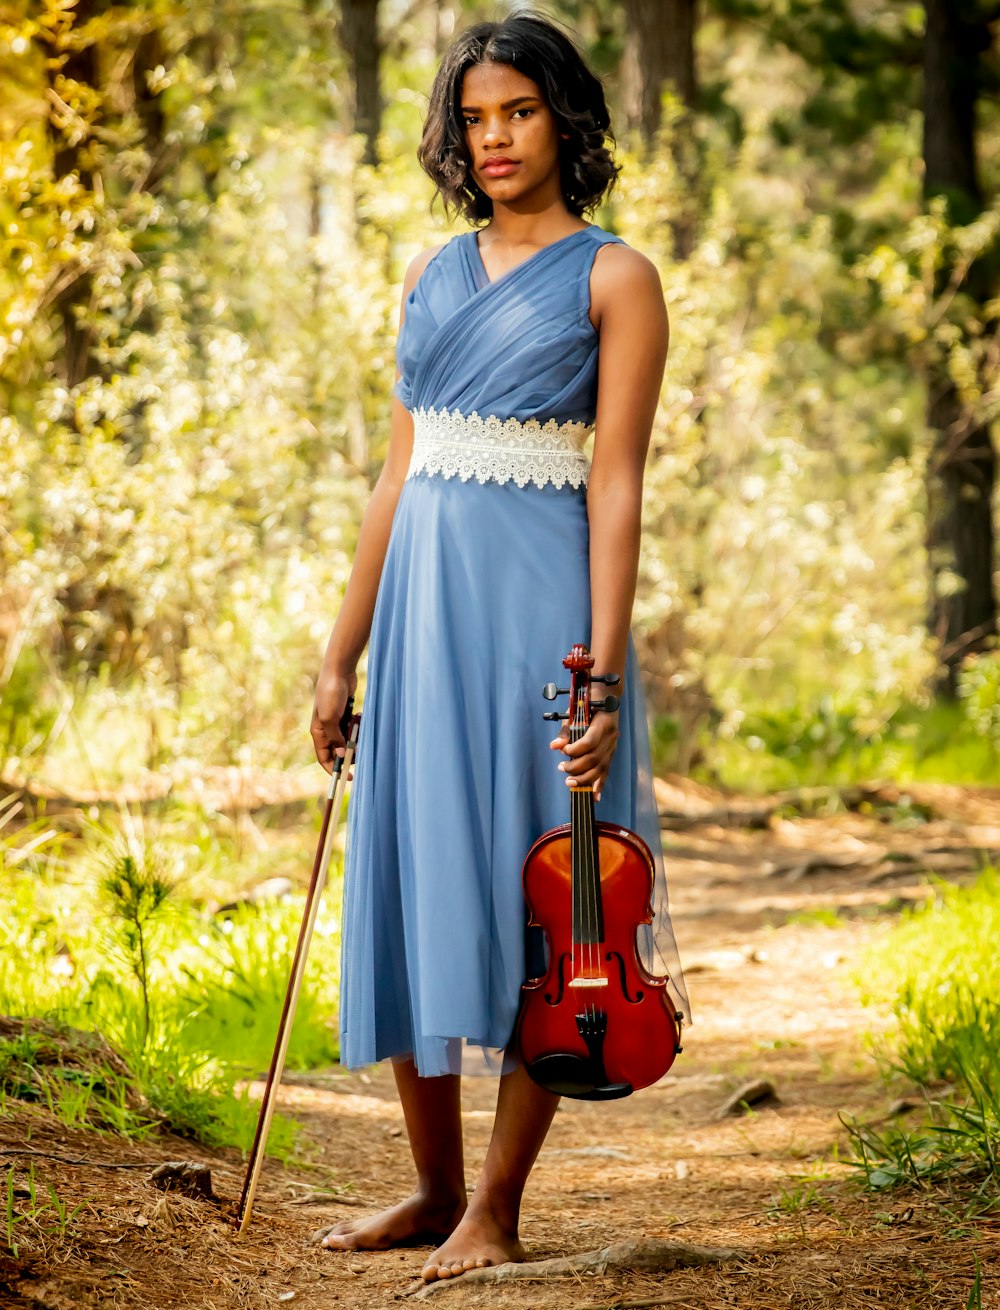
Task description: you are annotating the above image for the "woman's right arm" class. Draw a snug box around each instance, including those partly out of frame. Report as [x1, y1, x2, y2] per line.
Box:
[310, 244, 442, 773]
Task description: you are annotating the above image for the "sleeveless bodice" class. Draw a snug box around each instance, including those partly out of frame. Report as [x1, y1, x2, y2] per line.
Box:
[395, 225, 624, 490]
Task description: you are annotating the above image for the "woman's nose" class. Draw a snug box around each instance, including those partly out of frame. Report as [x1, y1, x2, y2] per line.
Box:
[482, 117, 512, 146]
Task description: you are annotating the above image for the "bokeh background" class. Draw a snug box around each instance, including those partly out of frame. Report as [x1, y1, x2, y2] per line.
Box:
[3, 0, 998, 797]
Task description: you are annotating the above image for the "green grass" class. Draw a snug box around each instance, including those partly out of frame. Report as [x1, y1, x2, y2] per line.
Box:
[848, 868, 1000, 1213]
[857, 870, 1000, 1087]
[785, 907, 844, 929]
[0, 803, 343, 1162]
[670, 696, 997, 792]
[5, 1162, 88, 1259]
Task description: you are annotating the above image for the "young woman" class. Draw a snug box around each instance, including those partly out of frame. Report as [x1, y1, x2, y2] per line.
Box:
[310, 11, 689, 1284]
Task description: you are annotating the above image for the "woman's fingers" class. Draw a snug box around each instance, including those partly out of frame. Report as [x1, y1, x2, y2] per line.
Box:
[316, 703, 347, 751]
[555, 713, 618, 802]
[311, 669, 358, 772]
[310, 708, 334, 772]
[559, 727, 617, 769]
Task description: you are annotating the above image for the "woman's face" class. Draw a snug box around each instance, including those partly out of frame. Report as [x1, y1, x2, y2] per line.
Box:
[460, 62, 564, 209]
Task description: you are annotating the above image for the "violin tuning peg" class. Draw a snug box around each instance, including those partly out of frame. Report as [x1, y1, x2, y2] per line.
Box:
[592, 673, 622, 687]
[542, 711, 569, 722]
[542, 683, 570, 701]
[592, 695, 620, 713]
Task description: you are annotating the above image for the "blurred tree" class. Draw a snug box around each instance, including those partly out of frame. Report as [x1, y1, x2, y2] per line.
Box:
[40, 0, 103, 389]
[338, 0, 382, 165]
[622, 0, 697, 139]
[922, 0, 999, 692]
[710, 0, 999, 693]
[620, 0, 700, 256]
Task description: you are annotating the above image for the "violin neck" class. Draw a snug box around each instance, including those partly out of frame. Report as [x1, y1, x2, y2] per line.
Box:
[569, 720, 604, 945]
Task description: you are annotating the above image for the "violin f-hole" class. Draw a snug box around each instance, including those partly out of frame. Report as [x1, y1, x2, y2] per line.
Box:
[544, 952, 571, 1006]
[605, 950, 643, 1003]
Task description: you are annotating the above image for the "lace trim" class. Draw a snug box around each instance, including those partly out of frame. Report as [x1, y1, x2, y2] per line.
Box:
[406, 405, 592, 490]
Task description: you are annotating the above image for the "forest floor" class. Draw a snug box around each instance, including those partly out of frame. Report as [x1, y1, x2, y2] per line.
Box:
[3, 777, 1000, 1310]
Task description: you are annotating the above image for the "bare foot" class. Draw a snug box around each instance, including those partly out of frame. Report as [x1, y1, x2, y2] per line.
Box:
[319, 1192, 466, 1252]
[420, 1207, 525, 1282]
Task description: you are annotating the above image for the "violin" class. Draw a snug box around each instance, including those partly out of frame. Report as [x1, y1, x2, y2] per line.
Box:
[515, 644, 683, 1100]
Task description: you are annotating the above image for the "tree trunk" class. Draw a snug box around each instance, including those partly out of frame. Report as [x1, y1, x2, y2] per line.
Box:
[622, 0, 699, 257]
[339, 0, 382, 166]
[44, 0, 101, 390]
[622, 0, 697, 139]
[922, 0, 998, 694]
[923, 0, 983, 215]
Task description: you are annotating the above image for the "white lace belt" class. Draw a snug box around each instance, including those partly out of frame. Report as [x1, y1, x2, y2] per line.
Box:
[406, 405, 592, 490]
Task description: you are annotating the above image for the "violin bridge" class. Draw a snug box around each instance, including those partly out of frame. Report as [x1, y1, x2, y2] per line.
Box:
[568, 976, 608, 989]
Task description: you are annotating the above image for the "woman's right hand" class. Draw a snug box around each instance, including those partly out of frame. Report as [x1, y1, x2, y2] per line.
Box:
[311, 666, 358, 776]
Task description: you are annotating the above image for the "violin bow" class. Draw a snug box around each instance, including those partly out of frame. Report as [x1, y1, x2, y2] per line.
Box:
[236, 699, 361, 1236]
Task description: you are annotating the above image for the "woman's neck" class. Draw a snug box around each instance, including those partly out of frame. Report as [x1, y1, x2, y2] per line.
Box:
[480, 203, 587, 250]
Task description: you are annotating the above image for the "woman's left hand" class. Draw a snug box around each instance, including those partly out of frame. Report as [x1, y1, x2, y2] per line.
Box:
[549, 710, 619, 803]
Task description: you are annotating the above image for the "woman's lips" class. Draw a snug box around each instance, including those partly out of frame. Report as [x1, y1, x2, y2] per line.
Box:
[481, 161, 519, 177]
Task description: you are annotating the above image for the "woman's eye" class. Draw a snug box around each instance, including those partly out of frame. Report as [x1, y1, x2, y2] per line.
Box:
[513, 108, 533, 119]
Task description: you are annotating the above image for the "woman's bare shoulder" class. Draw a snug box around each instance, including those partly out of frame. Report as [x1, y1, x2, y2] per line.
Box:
[589, 240, 666, 331]
[592, 241, 663, 299]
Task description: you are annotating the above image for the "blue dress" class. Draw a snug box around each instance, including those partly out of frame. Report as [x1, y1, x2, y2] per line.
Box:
[338, 224, 689, 1078]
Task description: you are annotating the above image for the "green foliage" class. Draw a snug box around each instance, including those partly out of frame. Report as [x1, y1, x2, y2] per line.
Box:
[843, 1072, 1000, 1204]
[4, 1162, 86, 1260]
[98, 837, 177, 1049]
[687, 696, 996, 791]
[849, 869, 1000, 1209]
[968, 1259, 983, 1310]
[0, 811, 340, 1160]
[859, 870, 1000, 1087]
[958, 651, 1000, 752]
[2, 0, 995, 789]
[176, 903, 342, 1073]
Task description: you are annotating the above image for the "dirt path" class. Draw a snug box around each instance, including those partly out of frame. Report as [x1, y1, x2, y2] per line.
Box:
[3, 781, 999, 1309]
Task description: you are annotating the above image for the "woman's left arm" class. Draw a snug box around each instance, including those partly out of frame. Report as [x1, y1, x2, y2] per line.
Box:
[551, 245, 669, 801]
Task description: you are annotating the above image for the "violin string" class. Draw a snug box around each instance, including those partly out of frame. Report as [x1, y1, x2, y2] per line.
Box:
[575, 691, 586, 995]
[571, 688, 579, 995]
[585, 682, 597, 987]
[583, 689, 596, 988]
[574, 693, 583, 989]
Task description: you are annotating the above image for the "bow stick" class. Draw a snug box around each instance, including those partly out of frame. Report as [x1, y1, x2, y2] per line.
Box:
[236, 699, 361, 1236]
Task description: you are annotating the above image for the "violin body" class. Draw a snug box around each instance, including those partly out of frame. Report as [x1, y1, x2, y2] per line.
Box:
[516, 821, 681, 1098]
[514, 645, 683, 1101]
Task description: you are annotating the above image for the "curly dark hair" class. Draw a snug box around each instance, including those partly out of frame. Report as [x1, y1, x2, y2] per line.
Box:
[416, 11, 621, 225]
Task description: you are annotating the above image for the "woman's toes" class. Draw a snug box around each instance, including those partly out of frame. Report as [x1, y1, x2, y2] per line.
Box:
[475, 1257, 490, 1268]
[321, 1224, 356, 1246]
[318, 1223, 352, 1247]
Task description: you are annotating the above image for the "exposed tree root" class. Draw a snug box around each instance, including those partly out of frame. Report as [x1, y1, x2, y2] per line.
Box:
[0, 1144, 155, 1169]
[566, 1299, 699, 1310]
[404, 1238, 739, 1298]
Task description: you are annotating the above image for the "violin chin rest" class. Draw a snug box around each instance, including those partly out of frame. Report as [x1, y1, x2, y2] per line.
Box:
[525, 1053, 633, 1101]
